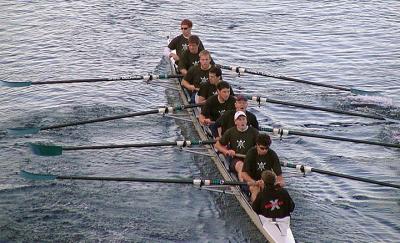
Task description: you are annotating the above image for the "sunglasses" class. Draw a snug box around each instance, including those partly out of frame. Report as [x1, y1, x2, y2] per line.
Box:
[181, 27, 189, 30]
[258, 145, 268, 151]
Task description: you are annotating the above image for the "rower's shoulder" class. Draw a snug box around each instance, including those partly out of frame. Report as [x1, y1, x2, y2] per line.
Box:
[245, 110, 257, 117]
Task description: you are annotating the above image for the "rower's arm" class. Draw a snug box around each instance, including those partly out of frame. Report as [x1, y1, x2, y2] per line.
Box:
[163, 47, 171, 58]
[217, 126, 222, 138]
[276, 175, 285, 187]
[180, 69, 188, 76]
[196, 96, 206, 104]
[214, 140, 227, 154]
[181, 79, 196, 92]
[241, 171, 256, 184]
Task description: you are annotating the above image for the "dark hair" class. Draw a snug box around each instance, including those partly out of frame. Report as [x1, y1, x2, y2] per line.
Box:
[188, 35, 200, 45]
[209, 66, 222, 78]
[257, 133, 272, 148]
[181, 19, 193, 28]
[216, 81, 230, 91]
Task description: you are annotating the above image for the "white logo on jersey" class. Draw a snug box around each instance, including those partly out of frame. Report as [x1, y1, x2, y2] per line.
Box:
[270, 199, 281, 211]
[237, 139, 245, 149]
[257, 161, 266, 171]
[182, 43, 188, 51]
[200, 76, 208, 83]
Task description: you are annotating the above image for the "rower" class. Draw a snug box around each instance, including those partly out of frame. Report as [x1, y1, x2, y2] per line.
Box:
[199, 81, 236, 137]
[242, 133, 285, 202]
[197, 66, 234, 104]
[178, 35, 214, 76]
[251, 170, 294, 218]
[164, 19, 205, 63]
[214, 111, 259, 181]
[215, 94, 258, 137]
[182, 50, 214, 103]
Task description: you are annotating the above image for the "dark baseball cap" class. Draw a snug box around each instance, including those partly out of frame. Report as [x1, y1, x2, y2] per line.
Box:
[236, 95, 248, 101]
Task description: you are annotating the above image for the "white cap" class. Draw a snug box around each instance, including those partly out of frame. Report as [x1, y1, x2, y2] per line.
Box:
[234, 111, 247, 120]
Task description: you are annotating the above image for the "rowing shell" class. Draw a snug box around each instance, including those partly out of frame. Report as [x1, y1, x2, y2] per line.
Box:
[167, 56, 295, 242]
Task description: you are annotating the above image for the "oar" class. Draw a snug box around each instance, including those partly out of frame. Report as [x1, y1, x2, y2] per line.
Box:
[244, 95, 388, 120]
[7, 104, 200, 136]
[261, 127, 400, 149]
[30, 140, 217, 156]
[282, 161, 400, 189]
[0, 74, 182, 87]
[218, 64, 377, 95]
[20, 170, 246, 186]
[236, 154, 399, 189]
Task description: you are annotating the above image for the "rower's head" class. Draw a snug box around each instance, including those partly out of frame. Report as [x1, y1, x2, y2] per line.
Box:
[188, 35, 200, 54]
[216, 81, 231, 102]
[180, 19, 192, 37]
[261, 170, 276, 187]
[235, 95, 248, 111]
[256, 133, 271, 155]
[209, 66, 222, 85]
[234, 110, 248, 130]
[199, 50, 211, 69]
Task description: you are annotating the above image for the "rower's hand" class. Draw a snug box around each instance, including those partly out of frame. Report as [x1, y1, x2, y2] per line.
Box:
[275, 180, 285, 188]
[225, 150, 236, 157]
[203, 118, 212, 126]
[169, 53, 179, 61]
[256, 180, 264, 189]
[190, 85, 197, 92]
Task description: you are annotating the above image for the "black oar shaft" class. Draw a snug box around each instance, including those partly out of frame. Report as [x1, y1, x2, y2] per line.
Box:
[41, 110, 159, 130]
[20, 170, 246, 186]
[244, 69, 351, 91]
[30, 74, 182, 85]
[284, 163, 400, 189]
[56, 175, 194, 184]
[55, 176, 245, 185]
[62, 140, 216, 151]
[261, 127, 400, 148]
[40, 104, 199, 131]
[253, 96, 384, 120]
[219, 65, 351, 92]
